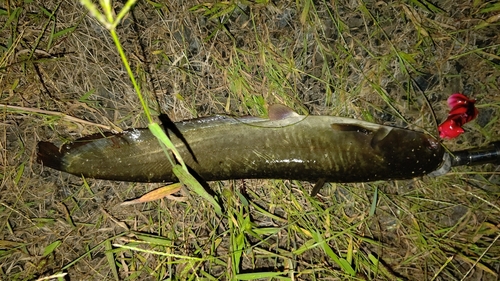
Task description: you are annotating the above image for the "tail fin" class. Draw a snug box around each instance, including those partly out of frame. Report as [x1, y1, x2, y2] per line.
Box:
[37, 142, 65, 171]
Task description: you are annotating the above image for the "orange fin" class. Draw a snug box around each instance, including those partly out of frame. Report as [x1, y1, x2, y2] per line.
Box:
[268, 104, 300, 120]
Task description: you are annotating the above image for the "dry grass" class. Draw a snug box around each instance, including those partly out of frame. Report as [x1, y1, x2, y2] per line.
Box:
[1, 0, 500, 280]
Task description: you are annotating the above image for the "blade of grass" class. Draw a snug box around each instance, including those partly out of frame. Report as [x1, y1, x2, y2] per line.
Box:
[120, 183, 183, 206]
[369, 185, 378, 216]
[236, 271, 292, 280]
[79, 0, 221, 214]
[104, 239, 119, 281]
[42, 240, 62, 257]
[311, 231, 356, 276]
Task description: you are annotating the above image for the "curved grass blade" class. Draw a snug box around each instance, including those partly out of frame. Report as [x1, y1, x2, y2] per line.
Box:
[172, 165, 222, 216]
[80, 0, 220, 215]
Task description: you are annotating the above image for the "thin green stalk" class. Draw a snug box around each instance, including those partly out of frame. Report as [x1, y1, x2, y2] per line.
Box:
[79, 0, 221, 214]
[108, 29, 153, 124]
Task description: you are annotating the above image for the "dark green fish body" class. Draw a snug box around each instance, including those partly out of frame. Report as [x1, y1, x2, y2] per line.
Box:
[38, 106, 444, 183]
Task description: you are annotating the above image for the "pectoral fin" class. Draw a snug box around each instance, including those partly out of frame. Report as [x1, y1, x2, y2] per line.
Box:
[330, 123, 393, 149]
[370, 127, 392, 149]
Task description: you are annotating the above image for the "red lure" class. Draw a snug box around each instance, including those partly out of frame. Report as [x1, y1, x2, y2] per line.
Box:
[438, 93, 479, 139]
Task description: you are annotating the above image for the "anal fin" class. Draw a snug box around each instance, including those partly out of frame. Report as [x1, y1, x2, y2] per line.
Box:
[311, 178, 326, 196]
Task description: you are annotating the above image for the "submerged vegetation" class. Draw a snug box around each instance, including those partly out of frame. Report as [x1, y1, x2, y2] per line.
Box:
[1, 0, 499, 280]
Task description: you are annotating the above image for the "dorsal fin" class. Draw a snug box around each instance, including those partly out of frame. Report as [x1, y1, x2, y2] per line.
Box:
[268, 104, 300, 120]
[330, 123, 374, 135]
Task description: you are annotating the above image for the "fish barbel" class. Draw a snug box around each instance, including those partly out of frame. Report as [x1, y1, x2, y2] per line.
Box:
[37, 105, 444, 183]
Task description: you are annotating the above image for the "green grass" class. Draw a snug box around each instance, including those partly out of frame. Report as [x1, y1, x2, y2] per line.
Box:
[1, 0, 500, 280]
